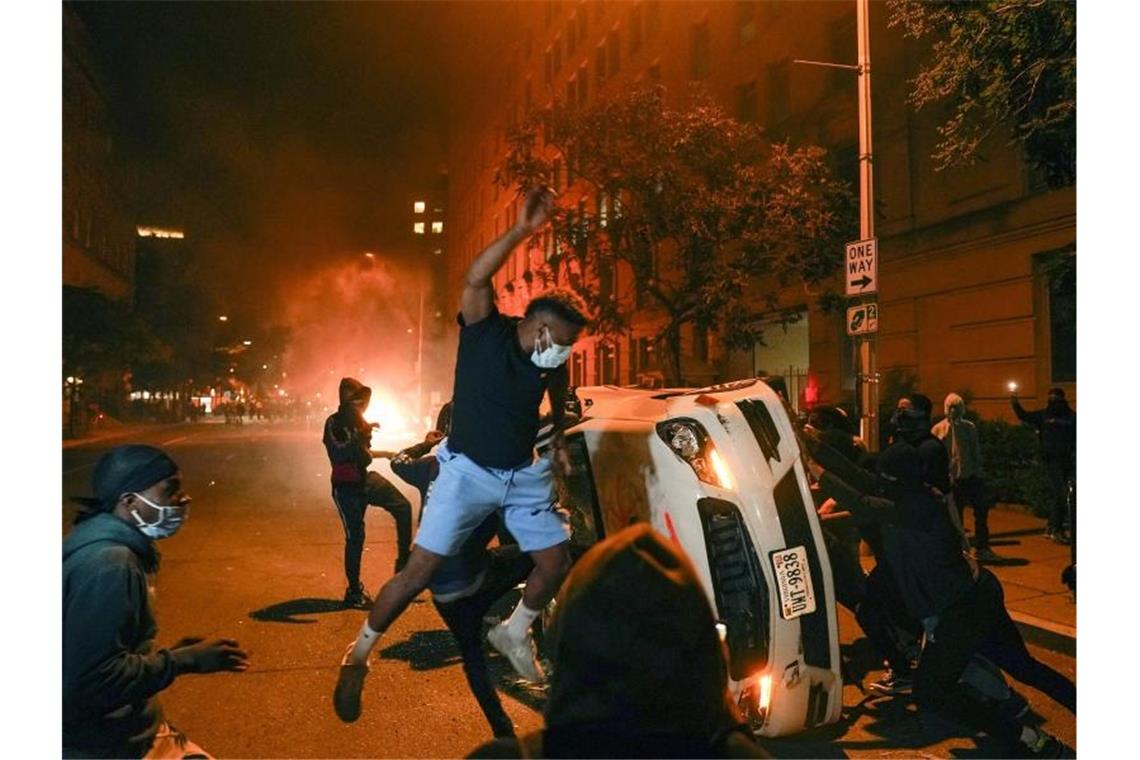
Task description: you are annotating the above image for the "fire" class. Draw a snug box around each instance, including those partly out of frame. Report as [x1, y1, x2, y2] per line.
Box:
[364, 389, 410, 434]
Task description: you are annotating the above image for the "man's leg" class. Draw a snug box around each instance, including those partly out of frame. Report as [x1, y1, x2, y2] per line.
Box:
[1045, 457, 1067, 535]
[332, 485, 368, 604]
[489, 458, 572, 682]
[365, 472, 414, 571]
[435, 596, 517, 737]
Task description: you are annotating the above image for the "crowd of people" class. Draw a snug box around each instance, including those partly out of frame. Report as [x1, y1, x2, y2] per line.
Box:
[62, 186, 1075, 759]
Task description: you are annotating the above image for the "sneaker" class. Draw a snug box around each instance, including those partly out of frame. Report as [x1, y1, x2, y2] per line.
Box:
[974, 547, 1002, 563]
[998, 688, 1030, 721]
[343, 585, 374, 610]
[1018, 729, 1067, 758]
[868, 668, 913, 695]
[487, 622, 545, 683]
[333, 645, 369, 723]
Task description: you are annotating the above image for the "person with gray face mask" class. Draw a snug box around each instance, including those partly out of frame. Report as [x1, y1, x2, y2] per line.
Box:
[64, 444, 249, 759]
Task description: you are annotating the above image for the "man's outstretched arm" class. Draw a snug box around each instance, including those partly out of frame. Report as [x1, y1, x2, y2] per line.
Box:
[460, 186, 553, 325]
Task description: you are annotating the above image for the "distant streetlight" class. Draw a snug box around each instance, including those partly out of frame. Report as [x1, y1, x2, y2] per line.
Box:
[218, 315, 229, 322]
[262, 364, 268, 370]
[364, 252, 375, 259]
[242, 340, 253, 346]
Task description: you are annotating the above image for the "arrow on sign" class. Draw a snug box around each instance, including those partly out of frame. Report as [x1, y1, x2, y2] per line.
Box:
[849, 274, 872, 290]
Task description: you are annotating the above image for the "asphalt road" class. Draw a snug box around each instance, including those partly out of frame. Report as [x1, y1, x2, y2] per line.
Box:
[61, 421, 1075, 758]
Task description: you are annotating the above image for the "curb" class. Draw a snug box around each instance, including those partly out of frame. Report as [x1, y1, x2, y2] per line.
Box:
[1010, 610, 1076, 657]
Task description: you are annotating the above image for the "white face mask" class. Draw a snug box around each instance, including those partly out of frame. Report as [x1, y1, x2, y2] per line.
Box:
[130, 492, 189, 540]
[531, 326, 573, 369]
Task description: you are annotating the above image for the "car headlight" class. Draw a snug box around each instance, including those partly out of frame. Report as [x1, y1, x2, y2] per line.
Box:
[656, 418, 734, 489]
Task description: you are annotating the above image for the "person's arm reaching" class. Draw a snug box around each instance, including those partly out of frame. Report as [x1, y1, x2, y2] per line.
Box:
[1010, 396, 1043, 429]
[460, 186, 553, 326]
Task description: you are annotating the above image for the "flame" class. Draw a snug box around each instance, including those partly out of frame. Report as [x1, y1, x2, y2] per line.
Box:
[364, 389, 409, 434]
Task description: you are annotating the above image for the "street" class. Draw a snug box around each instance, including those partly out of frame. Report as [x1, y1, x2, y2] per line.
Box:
[62, 421, 1075, 758]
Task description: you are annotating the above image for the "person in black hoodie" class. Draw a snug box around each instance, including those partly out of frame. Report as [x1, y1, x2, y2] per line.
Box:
[323, 377, 414, 608]
[1012, 388, 1076, 543]
[808, 441, 1071, 757]
[63, 445, 249, 759]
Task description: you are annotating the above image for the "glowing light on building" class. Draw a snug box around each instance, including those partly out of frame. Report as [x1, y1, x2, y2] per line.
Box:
[414, 222, 426, 235]
[414, 201, 426, 214]
[137, 226, 185, 239]
[431, 221, 444, 234]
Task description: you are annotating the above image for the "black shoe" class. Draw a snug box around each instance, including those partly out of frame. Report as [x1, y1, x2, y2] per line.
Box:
[868, 668, 913, 695]
[344, 585, 374, 610]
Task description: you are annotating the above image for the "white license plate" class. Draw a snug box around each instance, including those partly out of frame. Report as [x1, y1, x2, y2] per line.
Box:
[771, 545, 817, 620]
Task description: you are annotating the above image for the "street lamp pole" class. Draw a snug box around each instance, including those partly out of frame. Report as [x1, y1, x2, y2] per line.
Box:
[856, 0, 879, 451]
[417, 273, 425, 428]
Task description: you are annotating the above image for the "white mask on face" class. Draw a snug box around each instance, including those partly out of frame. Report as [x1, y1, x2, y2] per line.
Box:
[130, 492, 189, 540]
[531, 326, 573, 369]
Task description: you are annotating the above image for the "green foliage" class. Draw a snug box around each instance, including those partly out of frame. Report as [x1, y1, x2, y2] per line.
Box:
[976, 416, 1051, 515]
[887, 0, 1076, 187]
[62, 286, 169, 378]
[499, 86, 855, 384]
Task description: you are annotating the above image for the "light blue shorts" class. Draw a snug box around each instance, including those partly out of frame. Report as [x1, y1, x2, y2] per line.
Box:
[414, 439, 570, 556]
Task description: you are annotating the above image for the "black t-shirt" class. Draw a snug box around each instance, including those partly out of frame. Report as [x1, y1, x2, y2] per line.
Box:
[448, 307, 564, 469]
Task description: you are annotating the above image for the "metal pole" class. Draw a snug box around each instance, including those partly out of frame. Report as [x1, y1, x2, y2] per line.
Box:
[857, 0, 879, 451]
[417, 275, 425, 429]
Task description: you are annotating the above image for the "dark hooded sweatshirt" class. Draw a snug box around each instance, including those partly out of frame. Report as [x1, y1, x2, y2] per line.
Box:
[63, 513, 177, 758]
[323, 378, 374, 484]
[818, 442, 974, 623]
[1013, 398, 1076, 461]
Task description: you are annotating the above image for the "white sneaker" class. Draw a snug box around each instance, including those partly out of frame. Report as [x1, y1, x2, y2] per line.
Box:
[487, 622, 545, 683]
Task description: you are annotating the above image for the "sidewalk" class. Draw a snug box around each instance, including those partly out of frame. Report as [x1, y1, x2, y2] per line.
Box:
[62, 421, 178, 450]
[977, 506, 1076, 655]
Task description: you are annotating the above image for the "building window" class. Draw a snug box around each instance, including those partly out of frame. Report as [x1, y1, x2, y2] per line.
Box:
[690, 19, 711, 80]
[598, 192, 608, 228]
[736, 0, 757, 46]
[694, 326, 709, 361]
[646, 0, 661, 37]
[767, 59, 791, 128]
[414, 201, 426, 214]
[1045, 252, 1076, 383]
[431, 221, 443, 235]
[735, 80, 758, 123]
[414, 222, 426, 234]
[433, 248, 443, 256]
[596, 43, 607, 85]
[630, 3, 644, 54]
[607, 30, 620, 76]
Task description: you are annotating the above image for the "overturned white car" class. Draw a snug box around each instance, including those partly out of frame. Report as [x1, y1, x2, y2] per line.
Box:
[550, 379, 842, 738]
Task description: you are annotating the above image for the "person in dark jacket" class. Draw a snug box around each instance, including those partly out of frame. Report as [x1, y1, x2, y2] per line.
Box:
[63, 445, 249, 759]
[1012, 388, 1076, 542]
[468, 525, 770, 759]
[323, 377, 414, 608]
[808, 442, 1071, 756]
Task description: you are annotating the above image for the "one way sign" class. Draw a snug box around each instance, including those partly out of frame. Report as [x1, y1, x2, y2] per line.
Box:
[845, 238, 878, 296]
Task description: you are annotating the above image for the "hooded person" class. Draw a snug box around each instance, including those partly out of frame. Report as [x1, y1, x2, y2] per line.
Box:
[1012, 388, 1076, 541]
[63, 445, 248, 759]
[323, 377, 414, 608]
[469, 524, 769, 759]
[809, 441, 1072, 756]
[931, 393, 996, 560]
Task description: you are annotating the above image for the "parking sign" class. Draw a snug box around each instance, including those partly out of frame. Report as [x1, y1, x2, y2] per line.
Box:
[846, 303, 879, 336]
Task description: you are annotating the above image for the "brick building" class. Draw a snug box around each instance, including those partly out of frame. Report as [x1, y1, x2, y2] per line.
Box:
[63, 4, 136, 302]
[443, 1, 1075, 420]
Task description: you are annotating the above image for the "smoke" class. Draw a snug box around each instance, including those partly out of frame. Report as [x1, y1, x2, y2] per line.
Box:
[281, 257, 441, 434]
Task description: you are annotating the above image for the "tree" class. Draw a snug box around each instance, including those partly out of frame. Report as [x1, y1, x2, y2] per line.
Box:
[499, 86, 855, 386]
[888, 0, 1076, 187]
[62, 285, 170, 415]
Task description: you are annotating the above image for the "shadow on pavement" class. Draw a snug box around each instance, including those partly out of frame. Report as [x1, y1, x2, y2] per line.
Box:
[249, 597, 347, 624]
[379, 629, 463, 671]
